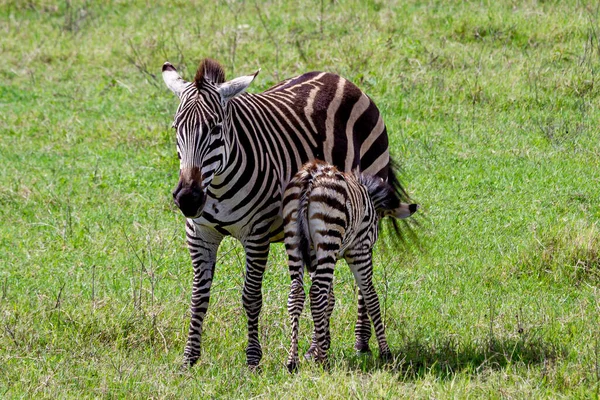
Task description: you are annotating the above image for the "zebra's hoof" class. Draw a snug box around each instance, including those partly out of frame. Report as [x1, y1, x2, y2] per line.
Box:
[246, 346, 263, 371]
[182, 353, 199, 369]
[248, 363, 262, 373]
[354, 341, 371, 354]
[380, 350, 393, 362]
[317, 357, 331, 371]
[286, 360, 299, 373]
[304, 345, 318, 361]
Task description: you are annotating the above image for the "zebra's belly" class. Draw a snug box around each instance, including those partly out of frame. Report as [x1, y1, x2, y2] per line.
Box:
[191, 195, 286, 242]
[268, 216, 285, 243]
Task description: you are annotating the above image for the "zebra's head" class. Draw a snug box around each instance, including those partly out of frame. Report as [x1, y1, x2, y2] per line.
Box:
[162, 58, 259, 218]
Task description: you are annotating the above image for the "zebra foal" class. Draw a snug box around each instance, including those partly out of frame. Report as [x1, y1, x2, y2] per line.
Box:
[283, 160, 418, 371]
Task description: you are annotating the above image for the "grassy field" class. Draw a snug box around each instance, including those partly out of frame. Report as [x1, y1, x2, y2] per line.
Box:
[2, 0, 600, 397]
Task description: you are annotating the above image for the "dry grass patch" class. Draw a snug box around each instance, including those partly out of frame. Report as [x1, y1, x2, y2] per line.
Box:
[520, 222, 600, 284]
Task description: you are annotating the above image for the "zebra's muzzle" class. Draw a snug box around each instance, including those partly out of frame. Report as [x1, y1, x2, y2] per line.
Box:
[173, 182, 206, 218]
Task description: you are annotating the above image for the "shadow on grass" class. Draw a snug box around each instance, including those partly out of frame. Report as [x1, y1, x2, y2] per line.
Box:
[341, 335, 564, 379]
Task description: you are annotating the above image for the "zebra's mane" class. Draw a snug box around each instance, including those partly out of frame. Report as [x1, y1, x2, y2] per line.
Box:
[195, 58, 226, 89]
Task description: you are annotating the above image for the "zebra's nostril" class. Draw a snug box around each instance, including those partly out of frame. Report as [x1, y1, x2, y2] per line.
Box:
[174, 187, 205, 217]
[173, 180, 184, 200]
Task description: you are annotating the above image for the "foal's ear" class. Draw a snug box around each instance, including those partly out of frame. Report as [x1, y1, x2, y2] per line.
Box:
[391, 203, 419, 219]
[162, 62, 188, 98]
[217, 69, 260, 104]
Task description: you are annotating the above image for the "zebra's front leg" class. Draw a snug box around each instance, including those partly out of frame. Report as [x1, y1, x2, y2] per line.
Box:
[242, 239, 270, 369]
[183, 222, 224, 367]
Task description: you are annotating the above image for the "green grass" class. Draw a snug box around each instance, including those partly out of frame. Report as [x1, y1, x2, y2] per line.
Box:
[2, 0, 600, 397]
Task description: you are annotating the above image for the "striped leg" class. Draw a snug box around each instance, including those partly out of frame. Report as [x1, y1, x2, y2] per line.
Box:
[355, 290, 372, 353]
[183, 222, 224, 366]
[305, 284, 334, 359]
[305, 256, 370, 356]
[286, 268, 305, 372]
[284, 216, 306, 371]
[305, 248, 319, 359]
[283, 187, 306, 371]
[346, 249, 391, 359]
[242, 239, 270, 368]
[309, 248, 339, 366]
[323, 286, 335, 350]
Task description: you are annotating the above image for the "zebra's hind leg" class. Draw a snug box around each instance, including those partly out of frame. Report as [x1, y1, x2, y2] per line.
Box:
[286, 276, 305, 372]
[242, 238, 270, 369]
[346, 250, 391, 360]
[308, 250, 338, 367]
[354, 290, 372, 353]
[183, 222, 224, 367]
[285, 239, 306, 372]
[305, 284, 334, 360]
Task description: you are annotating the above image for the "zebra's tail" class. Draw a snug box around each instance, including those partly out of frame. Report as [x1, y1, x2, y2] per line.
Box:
[383, 157, 420, 246]
[296, 172, 314, 271]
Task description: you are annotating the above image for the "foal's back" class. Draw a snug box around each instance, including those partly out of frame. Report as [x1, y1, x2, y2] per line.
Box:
[283, 161, 377, 268]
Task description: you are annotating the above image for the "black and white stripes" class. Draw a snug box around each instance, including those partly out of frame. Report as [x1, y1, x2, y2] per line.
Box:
[282, 161, 418, 371]
[162, 58, 410, 368]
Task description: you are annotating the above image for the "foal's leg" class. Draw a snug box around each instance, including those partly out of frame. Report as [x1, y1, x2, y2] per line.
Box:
[355, 290, 372, 353]
[346, 249, 391, 359]
[285, 248, 305, 372]
[283, 196, 306, 372]
[308, 264, 336, 364]
[308, 241, 340, 366]
[305, 248, 334, 359]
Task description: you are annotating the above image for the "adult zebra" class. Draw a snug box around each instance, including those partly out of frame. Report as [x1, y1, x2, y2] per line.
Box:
[162, 58, 409, 368]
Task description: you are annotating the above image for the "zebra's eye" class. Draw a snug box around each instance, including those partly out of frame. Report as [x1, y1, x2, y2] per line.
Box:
[210, 123, 222, 135]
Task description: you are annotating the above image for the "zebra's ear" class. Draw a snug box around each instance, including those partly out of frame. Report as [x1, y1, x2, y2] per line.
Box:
[391, 203, 419, 219]
[162, 62, 188, 98]
[217, 69, 260, 104]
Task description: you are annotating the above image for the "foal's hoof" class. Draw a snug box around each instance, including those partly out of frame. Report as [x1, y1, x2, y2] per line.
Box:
[286, 360, 299, 373]
[354, 341, 372, 354]
[380, 350, 393, 362]
[248, 363, 262, 373]
[304, 344, 318, 360]
[182, 353, 199, 369]
[317, 357, 331, 371]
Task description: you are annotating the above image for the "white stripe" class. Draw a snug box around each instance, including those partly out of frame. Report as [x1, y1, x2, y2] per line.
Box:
[304, 73, 326, 136]
[359, 114, 385, 158]
[324, 77, 346, 164]
[362, 151, 389, 176]
[345, 93, 370, 171]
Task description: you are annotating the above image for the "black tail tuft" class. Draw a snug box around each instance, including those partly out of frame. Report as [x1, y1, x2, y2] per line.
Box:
[380, 157, 421, 249]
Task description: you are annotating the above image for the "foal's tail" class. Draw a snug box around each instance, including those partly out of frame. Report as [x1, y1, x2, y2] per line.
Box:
[289, 167, 316, 271]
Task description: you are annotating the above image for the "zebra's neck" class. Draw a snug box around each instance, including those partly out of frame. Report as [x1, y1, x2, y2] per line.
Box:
[216, 92, 288, 182]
